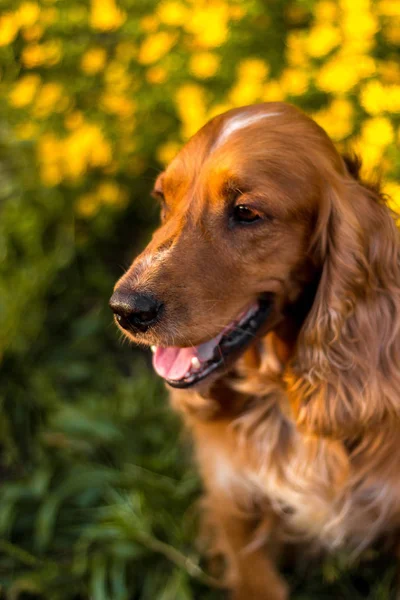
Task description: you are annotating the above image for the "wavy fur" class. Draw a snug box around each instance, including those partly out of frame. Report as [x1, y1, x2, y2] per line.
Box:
[113, 103, 400, 599]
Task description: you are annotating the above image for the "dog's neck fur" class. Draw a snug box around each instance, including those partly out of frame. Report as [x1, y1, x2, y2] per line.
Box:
[274, 271, 322, 360]
[200, 270, 322, 415]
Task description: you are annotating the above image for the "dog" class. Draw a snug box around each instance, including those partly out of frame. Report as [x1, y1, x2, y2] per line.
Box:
[110, 102, 400, 599]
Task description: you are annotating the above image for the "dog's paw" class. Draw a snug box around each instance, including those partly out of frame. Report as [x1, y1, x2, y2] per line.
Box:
[231, 579, 289, 600]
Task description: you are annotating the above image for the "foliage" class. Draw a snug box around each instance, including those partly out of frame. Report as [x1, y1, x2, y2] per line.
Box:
[0, 0, 399, 598]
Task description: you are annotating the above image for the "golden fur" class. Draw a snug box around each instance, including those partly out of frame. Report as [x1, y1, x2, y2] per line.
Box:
[112, 102, 400, 599]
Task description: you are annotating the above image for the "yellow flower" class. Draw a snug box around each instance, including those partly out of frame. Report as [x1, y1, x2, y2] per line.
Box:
[377, 0, 400, 16]
[316, 54, 374, 93]
[138, 32, 177, 64]
[40, 7, 58, 25]
[313, 99, 354, 141]
[382, 23, 400, 45]
[341, 9, 378, 53]
[0, 12, 19, 46]
[379, 60, 400, 84]
[361, 80, 387, 114]
[355, 55, 376, 78]
[22, 40, 62, 68]
[279, 69, 309, 96]
[352, 139, 383, 174]
[17, 2, 40, 28]
[286, 32, 308, 67]
[88, 138, 112, 169]
[45, 39, 63, 65]
[262, 81, 285, 102]
[157, 1, 188, 26]
[96, 181, 127, 206]
[38, 124, 113, 184]
[14, 122, 38, 140]
[90, 0, 126, 31]
[383, 182, 400, 214]
[64, 125, 112, 178]
[22, 24, 44, 41]
[38, 133, 63, 186]
[361, 80, 400, 114]
[157, 141, 181, 165]
[64, 111, 84, 130]
[104, 61, 132, 93]
[238, 58, 269, 81]
[189, 52, 220, 79]
[318, 59, 351, 93]
[81, 47, 107, 75]
[175, 84, 207, 139]
[63, 145, 86, 179]
[8, 74, 41, 107]
[101, 93, 136, 118]
[185, 1, 229, 48]
[229, 59, 269, 106]
[38, 133, 60, 163]
[361, 117, 393, 147]
[146, 66, 167, 84]
[63, 141, 84, 180]
[140, 15, 159, 33]
[314, 1, 338, 22]
[385, 85, 400, 113]
[229, 81, 262, 106]
[354, 114, 396, 176]
[306, 24, 341, 57]
[76, 193, 99, 218]
[229, 5, 245, 20]
[41, 164, 63, 187]
[33, 82, 67, 117]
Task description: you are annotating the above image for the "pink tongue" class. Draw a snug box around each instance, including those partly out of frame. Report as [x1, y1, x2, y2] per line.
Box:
[153, 336, 221, 381]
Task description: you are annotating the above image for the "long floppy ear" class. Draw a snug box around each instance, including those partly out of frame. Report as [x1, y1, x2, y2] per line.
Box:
[288, 157, 400, 439]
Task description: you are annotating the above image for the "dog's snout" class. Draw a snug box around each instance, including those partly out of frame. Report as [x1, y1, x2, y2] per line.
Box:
[109, 290, 163, 333]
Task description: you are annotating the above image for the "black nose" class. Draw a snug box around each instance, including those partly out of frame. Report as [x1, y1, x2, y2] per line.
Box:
[109, 290, 163, 333]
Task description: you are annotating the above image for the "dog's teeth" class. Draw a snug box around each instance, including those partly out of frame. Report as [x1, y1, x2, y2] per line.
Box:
[151, 345, 157, 353]
[191, 356, 201, 369]
[250, 319, 257, 328]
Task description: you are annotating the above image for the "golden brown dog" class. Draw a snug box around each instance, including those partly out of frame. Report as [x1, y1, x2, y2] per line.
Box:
[110, 102, 400, 599]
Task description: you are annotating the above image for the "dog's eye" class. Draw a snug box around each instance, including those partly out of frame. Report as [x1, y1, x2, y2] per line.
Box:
[151, 190, 168, 222]
[233, 204, 261, 224]
[151, 190, 165, 203]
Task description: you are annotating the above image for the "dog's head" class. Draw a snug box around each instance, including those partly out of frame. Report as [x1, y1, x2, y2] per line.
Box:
[110, 101, 396, 393]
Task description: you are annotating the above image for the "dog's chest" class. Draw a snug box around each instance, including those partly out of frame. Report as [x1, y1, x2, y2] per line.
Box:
[175, 384, 399, 550]
[201, 428, 346, 545]
[192, 407, 386, 550]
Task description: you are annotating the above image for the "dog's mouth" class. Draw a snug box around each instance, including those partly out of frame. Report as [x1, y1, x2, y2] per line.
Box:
[151, 295, 273, 388]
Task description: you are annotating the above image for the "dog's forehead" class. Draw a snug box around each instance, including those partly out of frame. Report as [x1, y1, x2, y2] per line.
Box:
[162, 109, 281, 190]
[158, 103, 324, 213]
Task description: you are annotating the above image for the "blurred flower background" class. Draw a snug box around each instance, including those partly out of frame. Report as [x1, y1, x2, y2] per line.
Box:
[0, 0, 399, 598]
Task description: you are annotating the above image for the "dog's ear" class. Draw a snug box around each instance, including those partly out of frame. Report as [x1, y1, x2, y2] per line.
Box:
[288, 158, 400, 439]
